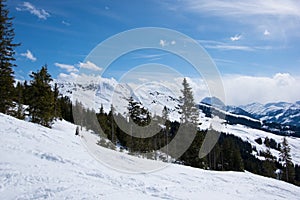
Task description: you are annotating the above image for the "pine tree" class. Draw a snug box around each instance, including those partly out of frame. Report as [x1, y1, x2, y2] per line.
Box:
[53, 83, 61, 118]
[109, 104, 116, 144]
[179, 78, 198, 124]
[28, 65, 55, 127]
[127, 96, 150, 126]
[0, 0, 20, 114]
[14, 82, 25, 119]
[23, 80, 30, 105]
[59, 95, 73, 123]
[161, 105, 170, 159]
[162, 106, 168, 123]
[280, 137, 294, 182]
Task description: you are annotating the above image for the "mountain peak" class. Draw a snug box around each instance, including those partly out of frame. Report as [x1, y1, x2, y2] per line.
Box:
[200, 96, 225, 110]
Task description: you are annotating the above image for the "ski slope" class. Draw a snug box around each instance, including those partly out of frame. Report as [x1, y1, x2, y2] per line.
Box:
[0, 113, 299, 199]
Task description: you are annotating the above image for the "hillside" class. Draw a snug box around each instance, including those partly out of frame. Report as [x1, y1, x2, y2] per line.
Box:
[1, 113, 299, 199]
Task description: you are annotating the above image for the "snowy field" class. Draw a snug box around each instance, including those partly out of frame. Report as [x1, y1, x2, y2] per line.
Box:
[199, 116, 300, 164]
[0, 113, 299, 199]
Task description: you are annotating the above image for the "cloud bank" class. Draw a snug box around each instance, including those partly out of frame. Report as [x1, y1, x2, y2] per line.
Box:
[222, 73, 300, 105]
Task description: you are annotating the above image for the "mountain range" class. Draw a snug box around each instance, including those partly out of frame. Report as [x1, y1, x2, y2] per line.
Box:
[56, 75, 300, 135]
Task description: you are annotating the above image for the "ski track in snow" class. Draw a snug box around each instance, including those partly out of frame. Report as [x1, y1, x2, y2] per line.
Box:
[0, 113, 300, 199]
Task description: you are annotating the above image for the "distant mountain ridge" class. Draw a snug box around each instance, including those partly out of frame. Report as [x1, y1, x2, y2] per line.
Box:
[200, 97, 300, 128]
[241, 101, 300, 127]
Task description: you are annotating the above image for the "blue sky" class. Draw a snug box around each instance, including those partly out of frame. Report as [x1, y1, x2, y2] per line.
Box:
[6, 0, 300, 105]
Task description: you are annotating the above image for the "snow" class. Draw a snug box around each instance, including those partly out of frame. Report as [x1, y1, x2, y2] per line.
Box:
[202, 119, 300, 165]
[1, 113, 300, 199]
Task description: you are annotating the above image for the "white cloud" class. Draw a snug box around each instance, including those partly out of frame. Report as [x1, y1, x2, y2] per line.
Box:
[159, 40, 176, 47]
[172, 0, 300, 39]
[20, 50, 37, 61]
[16, 2, 50, 20]
[62, 21, 71, 26]
[159, 40, 167, 47]
[57, 73, 104, 85]
[230, 34, 242, 41]
[79, 61, 102, 71]
[138, 78, 148, 82]
[264, 29, 270, 36]
[199, 40, 273, 51]
[185, 0, 300, 17]
[172, 73, 300, 105]
[207, 44, 253, 51]
[57, 72, 78, 82]
[55, 63, 78, 73]
[133, 52, 169, 60]
[222, 73, 300, 105]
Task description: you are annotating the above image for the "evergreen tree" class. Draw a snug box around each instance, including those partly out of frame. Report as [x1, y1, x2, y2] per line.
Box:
[161, 105, 170, 159]
[126, 97, 152, 152]
[0, 0, 19, 114]
[280, 137, 294, 182]
[99, 104, 104, 115]
[23, 80, 30, 105]
[262, 159, 276, 178]
[162, 106, 168, 123]
[109, 104, 116, 144]
[14, 82, 25, 119]
[28, 65, 55, 127]
[58, 96, 73, 123]
[179, 78, 198, 124]
[53, 83, 61, 118]
[127, 96, 150, 126]
[97, 103, 108, 136]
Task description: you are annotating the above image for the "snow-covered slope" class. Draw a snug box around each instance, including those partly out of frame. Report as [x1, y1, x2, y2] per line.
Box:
[203, 118, 300, 164]
[1, 114, 300, 199]
[198, 109, 300, 164]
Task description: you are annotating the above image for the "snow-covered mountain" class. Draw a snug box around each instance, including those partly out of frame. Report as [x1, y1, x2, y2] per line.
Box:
[200, 97, 300, 136]
[200, 97, 257, 119]
[1, 113, 300, 199]
[241, 101, 300, 127]
[56, 75, 182, 120]
[56, 75, 300, 134]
